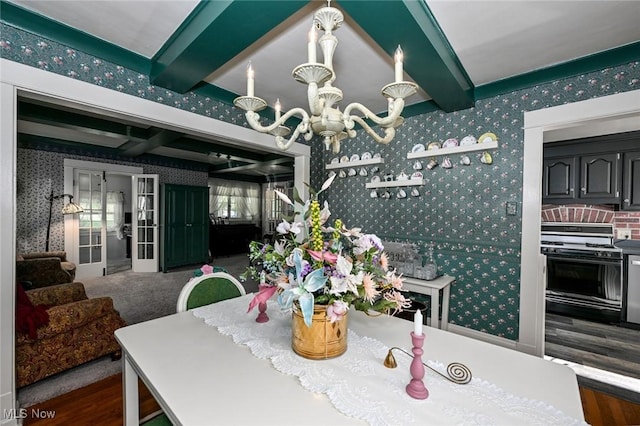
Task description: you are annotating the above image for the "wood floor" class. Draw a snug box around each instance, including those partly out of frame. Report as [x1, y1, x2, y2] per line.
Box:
[19, 372, 640, 425]
[545, 312, 640, 380]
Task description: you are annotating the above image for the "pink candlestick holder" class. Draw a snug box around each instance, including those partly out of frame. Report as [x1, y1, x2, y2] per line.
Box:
[255, 301, 269, 323]
[406, 331, 429, 400]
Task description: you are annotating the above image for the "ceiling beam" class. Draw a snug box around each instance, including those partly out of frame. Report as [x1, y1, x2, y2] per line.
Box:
[210, 156, 293, 173]
[150, 0, 309, 93]
[338, 0, 474, 112]
[120, 128, 183, 156]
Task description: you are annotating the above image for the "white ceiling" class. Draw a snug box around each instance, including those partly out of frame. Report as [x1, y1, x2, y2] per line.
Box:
[8, 0, 640, 115]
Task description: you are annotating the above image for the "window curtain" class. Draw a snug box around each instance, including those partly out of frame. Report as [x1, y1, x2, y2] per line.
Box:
[106, 191, 125, 239]
[208, 179, 260, 223]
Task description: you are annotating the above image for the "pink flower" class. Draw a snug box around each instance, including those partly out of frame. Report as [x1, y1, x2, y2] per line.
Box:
[307, 249, 338, 264]
[326, 300, 349, 323]
[362, 273, 380, 303]
[388, 272, 404, 290]
[200, 264, 214, 275]
[384, 291, 412, 313]
[379, 252, 389, 271]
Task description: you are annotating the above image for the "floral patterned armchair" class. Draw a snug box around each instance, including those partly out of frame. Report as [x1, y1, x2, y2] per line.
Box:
[15, 282, 126, 388]
[16, 251, 76, 289]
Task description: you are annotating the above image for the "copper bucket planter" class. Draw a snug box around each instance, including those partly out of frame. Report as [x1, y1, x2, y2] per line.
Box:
[291, 304, 348, 360]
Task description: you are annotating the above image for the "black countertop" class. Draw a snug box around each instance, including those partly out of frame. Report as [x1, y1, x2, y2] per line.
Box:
[614, 239, 640, 255]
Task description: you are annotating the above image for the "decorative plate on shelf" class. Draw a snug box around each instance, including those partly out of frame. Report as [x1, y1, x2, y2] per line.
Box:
[330, 157, 340, 164]
[340, 155, 350, 163]
[442, 138, 458, 148]
[411, 144, 425, 153]
[427, 141, 441, 150]
[350, 154, 360, 162]
[411, 171, 423, 180]
[478, 132, 497, 144]
[371, 176, 380, 183]
[460, 135, 477, 146]
[361, 152, 372, 160]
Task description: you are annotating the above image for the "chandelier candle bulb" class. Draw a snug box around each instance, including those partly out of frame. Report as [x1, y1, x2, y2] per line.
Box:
[246, 62, 255, 97]
[414, 309, 423, 336]
[394, 45, 403, 83]
[275, 98, 281, 121]
[308, 26, 317, 63]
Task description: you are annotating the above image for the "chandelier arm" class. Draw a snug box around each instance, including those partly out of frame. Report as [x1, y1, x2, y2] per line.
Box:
[343, 98, 405, 130]
[349, 116, 397, 145]
[308, 82, 323, 116]
[275, 122, 309, 151]
[244, 108, 311, 135]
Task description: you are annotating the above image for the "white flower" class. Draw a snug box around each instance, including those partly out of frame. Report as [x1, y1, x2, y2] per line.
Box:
[274, 240, 286, 256]
[353, 234, 383, 255]
[276, 219, 302, 235]
[329, 255, 363, 296]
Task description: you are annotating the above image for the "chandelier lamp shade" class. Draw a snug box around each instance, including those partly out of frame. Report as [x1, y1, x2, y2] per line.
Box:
[45, 191, 84, 252]
[233, 1, 417, 153]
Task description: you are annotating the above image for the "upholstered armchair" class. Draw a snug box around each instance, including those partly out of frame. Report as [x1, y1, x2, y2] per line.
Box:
[16, 251, 76, 289]
[15, 282, 126, 388]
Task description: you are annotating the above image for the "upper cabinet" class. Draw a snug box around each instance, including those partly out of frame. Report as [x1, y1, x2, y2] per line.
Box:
[542, 131, 639, 209]
[623, 150, 640, 211]
[542, 156, 577, 201]
[579, 153, 621, 203]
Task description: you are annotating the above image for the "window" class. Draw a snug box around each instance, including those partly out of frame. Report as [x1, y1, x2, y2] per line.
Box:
[209, 179, 259, 223]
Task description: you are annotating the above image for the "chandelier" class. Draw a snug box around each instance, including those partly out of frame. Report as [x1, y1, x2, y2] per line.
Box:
[233, 1, 417, 153]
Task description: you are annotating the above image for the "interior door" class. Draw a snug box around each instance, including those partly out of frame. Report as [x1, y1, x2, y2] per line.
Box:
[74, 170, 106, 279]
[132, 174, 159, 272]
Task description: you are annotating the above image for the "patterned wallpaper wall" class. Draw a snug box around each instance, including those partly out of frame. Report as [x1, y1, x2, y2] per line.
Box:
[310, 63, 640, 340]
[3, 22, 640, 340]
[16, 147, 208, 253]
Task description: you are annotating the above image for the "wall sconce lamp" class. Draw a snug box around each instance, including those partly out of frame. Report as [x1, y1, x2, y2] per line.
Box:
[46, 191, 84, 252]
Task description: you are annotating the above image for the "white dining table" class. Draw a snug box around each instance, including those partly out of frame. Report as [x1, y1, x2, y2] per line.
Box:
[115, 294, 585, 425]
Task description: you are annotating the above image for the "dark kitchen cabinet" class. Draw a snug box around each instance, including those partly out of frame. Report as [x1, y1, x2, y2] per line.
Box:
[623, 150, 640, 210]
[542, 131, 639, 206]
[542, 156, 577, 202]
[578, 153, 621, 203]
[161, 184, 210, 272]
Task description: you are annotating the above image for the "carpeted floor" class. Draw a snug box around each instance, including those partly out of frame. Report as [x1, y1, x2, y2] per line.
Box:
[17, 253, 257, 408]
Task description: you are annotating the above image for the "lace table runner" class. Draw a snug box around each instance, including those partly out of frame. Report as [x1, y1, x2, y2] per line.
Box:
[193, 296, 587, 426]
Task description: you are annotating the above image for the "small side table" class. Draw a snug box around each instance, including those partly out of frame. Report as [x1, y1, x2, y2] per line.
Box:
[402, 275, 455, 330]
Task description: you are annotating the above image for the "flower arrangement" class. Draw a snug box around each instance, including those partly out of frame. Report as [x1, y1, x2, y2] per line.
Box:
[243, 175, 411, 326]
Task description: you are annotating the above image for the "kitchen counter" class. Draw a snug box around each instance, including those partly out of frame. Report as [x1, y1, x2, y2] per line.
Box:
[614, 239, 640, 255]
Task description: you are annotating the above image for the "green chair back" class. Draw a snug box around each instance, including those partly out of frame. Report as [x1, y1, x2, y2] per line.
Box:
[177, 272, 246, 312]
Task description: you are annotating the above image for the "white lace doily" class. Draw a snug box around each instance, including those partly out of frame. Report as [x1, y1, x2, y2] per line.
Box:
[193, 296, 587, 426]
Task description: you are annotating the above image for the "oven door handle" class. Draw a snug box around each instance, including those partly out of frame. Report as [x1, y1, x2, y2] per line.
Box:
[545, 255, 621, 265]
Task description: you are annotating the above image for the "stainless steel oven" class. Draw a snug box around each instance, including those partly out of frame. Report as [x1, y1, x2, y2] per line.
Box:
[541, 223, 623, 323]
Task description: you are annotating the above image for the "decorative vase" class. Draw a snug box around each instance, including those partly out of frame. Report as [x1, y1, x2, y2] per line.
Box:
[291, 304, 348, 360]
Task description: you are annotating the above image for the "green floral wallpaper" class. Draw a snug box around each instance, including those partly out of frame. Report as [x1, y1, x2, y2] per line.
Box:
[2, 22, 639, 340]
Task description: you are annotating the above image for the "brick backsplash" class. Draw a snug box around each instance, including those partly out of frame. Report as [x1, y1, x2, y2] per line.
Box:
[542, 204, 640, 240]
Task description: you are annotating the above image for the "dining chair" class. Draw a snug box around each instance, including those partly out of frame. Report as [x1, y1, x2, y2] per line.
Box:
[176, 272, 246, 312]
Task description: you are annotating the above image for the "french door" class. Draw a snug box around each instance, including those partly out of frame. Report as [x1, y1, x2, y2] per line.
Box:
[71, 169, 158, 278]
[131, 174, 159, 272]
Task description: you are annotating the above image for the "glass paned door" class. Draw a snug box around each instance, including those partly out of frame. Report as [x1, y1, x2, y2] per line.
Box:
[132, 174, 159, 272]
[75, 170, 106, 277]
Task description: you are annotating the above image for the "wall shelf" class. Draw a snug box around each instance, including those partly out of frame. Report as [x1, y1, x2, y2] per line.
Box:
[326, 157, 384, 170]
[365, 179, 424, 189]
[407, 140, 498, 160]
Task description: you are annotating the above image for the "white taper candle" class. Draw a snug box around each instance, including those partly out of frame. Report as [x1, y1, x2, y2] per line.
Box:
[394, 45, 403, 83]
[275, 98, 281, 121]
[308, 26, 317, 63]
[246, 62, 254, 97]
[414, 309, 423, 336]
